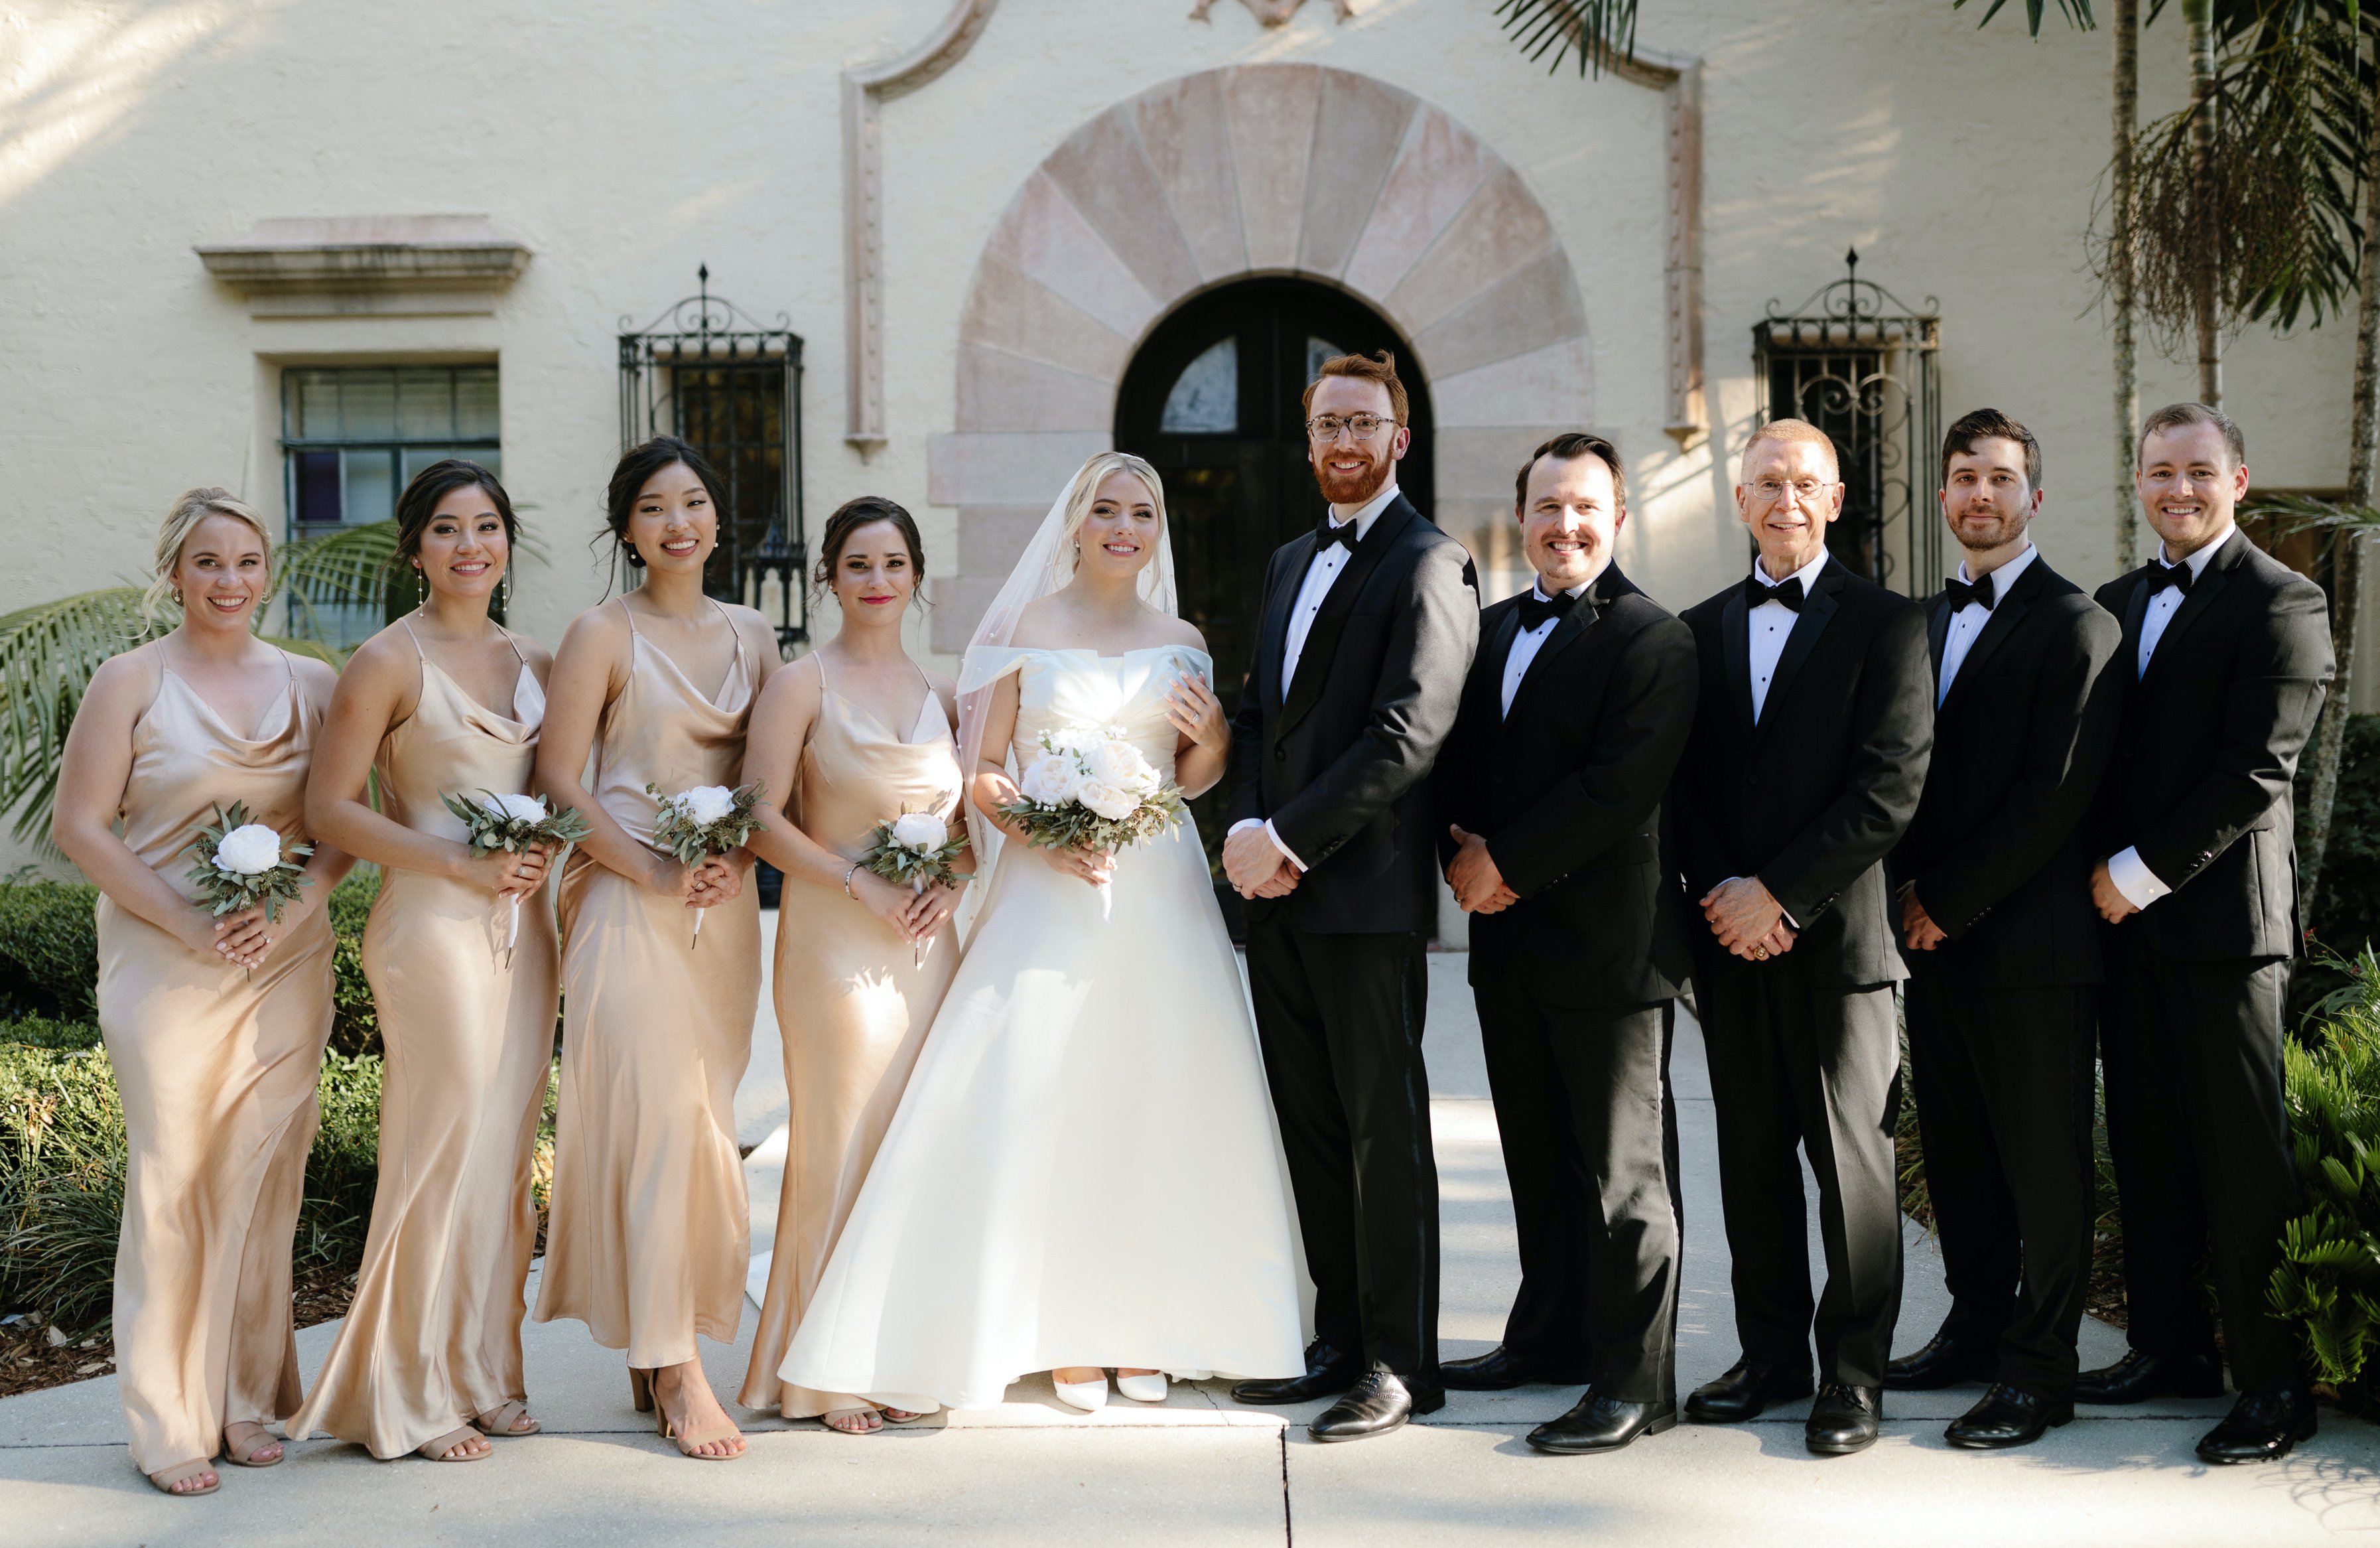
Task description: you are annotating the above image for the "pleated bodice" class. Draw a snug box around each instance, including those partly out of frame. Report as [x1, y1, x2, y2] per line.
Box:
[995, 646, 1204, 784]
[120, 660, 316, 903]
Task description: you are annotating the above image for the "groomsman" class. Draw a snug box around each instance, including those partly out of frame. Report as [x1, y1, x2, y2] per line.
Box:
[2085, 402, 2334, 1464]
[1881, 409, 2121, 1448]
[1669, 419, 1933, 1456]
[1431, 433, 1698, 1454]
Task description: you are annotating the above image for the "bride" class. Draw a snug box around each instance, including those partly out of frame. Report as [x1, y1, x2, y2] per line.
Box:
[780, 451, 1306, 1413]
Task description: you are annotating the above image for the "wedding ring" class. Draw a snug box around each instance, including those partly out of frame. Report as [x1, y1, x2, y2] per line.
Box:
[1754, 946, 1768, 960]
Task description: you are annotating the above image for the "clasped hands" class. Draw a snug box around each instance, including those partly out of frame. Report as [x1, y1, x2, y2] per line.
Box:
[1222, 823, 1299, 900]
[1896, 880, 1946, 951]
[1702, 875, 1795, 962]
[1445, 825, 1517, 914]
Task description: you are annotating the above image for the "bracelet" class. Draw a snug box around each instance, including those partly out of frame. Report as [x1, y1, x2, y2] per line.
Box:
[844, 861, 861, 898]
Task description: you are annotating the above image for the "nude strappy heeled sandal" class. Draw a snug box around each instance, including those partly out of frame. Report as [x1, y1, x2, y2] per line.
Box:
[416, 1425, 490, 1462]
[473, 1399, 541, 1439]
[147, 1459, 218, 1496]
[631, 1366, 744, 1459]
[218, 1423, 283, 1468]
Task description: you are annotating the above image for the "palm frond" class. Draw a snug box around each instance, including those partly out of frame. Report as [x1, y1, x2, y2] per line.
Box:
[276, 521, 401, 643]
[1494, 0, 1639, 77]
[2245, 492, 2380, 537]
[1956, 0, 2098, 33]
[0, 589, 161, 848]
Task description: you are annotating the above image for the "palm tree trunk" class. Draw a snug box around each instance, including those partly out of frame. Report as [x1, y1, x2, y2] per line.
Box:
[2185, 0, 2223, 405]
[2298, 37, 2380, 928]
[2113, 0, 2143, 571]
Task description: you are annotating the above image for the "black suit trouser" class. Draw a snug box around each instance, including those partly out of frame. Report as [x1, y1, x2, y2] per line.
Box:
[1695, 963, 1904, 1388]
[2099, 935, 2304, 1392]
[1904, 975, 2097, 1397]
[1475, 983, 1681, 1404]
[1245, 916, 1438, 1379]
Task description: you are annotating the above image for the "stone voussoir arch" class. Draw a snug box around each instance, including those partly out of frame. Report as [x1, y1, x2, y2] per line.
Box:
[925, 62, 1596, 650]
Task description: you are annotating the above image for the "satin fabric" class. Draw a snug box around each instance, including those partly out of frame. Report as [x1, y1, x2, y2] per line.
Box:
[533, 604, 761, 1368]
[739, 669, 964, 1419]
[783, 646, 1305, 1412]
[288, 638, 560, 1456]
[99, 658, 334, 1475]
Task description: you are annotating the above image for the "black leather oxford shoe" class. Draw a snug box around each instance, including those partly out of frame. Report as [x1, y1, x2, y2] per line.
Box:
[2195, 1389, 2316, 1464]
[1805, 1383, 1883, 1455]
[1684, 1358, 1815, 1424]
[1440, 1346, 1594, 1392]
[1232, 1339, 1362, 1406]
[1308, 1372, 1443, 1442]
[2074, 1350, 2225, 1405]
[1526, 1391, 1678, 1455]
[1883, 1330, 1997, 1392]
[1944, 1383, 2072, 1449]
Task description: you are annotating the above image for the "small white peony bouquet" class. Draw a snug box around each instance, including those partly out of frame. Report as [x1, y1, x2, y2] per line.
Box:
[439, 790, 594, 965]
[646, 782, 765, 946]
[183, 802, 314, 941]
[859, 808, 971, 966]
[996, 724, 1185, 919]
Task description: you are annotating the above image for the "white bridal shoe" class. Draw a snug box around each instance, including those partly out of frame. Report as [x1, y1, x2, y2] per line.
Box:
[1114, 1371, 1167, 1403]
[1053, 1372, 1110, 1411]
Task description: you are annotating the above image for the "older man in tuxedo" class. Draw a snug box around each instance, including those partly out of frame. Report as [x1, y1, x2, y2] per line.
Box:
[1883, 409, 2122, 1449]
[1431, 433, 1697, 1455]
[2083, 402, 2334, 1464]
[1668, 418, 1934, 1456]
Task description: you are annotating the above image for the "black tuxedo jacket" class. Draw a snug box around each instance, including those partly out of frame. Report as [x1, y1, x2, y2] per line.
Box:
[1226, 491, 1480, 934]
[2091, 529, 2334, 961]
[1889, 555, 2122, 987]
[1670, 555, 1934, 987]
[1433, 566, 1697, 1010]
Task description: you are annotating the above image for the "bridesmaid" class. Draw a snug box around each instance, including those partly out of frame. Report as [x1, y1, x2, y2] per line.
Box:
[286, 461, 559, 1463]
[736, 497, 969, 1435]
[533, 436, 779, 1460]
[52, 488, 352, 1497]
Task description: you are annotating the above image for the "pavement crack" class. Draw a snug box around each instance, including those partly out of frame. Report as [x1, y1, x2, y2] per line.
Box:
[1279, 1424, 1293, 1546]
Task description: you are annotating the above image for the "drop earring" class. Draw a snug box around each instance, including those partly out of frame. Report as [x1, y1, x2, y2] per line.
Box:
[500, 565, 513, 616]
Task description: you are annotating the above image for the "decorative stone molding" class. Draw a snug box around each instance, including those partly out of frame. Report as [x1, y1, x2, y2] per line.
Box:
[194, 216, 529, 318]
[1608, 47, 1706, 448]
[843, 0, 1002, 449]
[1188, 0, 1355, 25]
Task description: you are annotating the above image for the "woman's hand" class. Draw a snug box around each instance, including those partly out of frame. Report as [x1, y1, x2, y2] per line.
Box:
[903, 878, 964, 942]
[201, 900, 306, 969]
[1163, 671, 1228, 754]
[687, 854, 742, 909]
[643, 852, 696, 900]
[850, 869, 922, 939]
[1038, 840, 1116, 888]
[464, 843, 552, 898]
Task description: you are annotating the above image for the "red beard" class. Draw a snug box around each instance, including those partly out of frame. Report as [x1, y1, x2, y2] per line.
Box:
[1313, 444, 1393, 506]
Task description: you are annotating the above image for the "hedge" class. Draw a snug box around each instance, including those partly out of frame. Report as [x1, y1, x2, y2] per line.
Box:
[2273, 943, 2380, 1416]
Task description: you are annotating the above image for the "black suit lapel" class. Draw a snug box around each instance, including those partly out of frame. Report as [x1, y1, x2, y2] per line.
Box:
[2119, 573, 2150, 679]
[1502, 605, 1593, 735]
[2139, 535, 2242, 698]
[1470, 603, 1524, 727]
[1938, 559, 2049, 719]
[1257, 533, 1316, 716]
[1722, 591, 1754, 741]
[1927, 595, 1952, 690]
[1752, 562, 1843, 747]
[1277, 495, 1418, 739]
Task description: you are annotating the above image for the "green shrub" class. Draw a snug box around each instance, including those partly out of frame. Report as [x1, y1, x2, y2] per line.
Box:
[2297, 715, 2380, 1022]
[0, 878, 99, 1022]
[325, 871, 381, 1057]
[0, 1017, 99, 1051]
[2271, 942, 2380, 1415]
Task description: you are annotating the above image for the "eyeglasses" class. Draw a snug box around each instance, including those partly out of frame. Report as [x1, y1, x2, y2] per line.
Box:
[1307, 413, 1398, 443]
[1749, 477, 1837, 504]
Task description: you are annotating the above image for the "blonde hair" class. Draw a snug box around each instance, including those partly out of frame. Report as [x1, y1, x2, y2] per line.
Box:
[143, 487, 273, 626]
[1057, 452, 1166, 581]
[1741, 418, 1841, 481]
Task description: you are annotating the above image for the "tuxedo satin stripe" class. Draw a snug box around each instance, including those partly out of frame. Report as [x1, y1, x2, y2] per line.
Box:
[99, 658, 334, 1476]
[289, 648, 559, 1458]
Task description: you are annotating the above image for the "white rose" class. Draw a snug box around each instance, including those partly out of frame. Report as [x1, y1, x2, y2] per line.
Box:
[488, 792, 548, 824]
[1022, 754, 1079, 806]
[890, 811, 948, 852]
[678, 785, 736, 825]
[212, 823, 283, 875]
[1077, 780, 1136, 821]
[1087, 740, 1152, 792]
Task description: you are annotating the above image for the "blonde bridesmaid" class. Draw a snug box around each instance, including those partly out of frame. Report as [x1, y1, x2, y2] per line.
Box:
[532, 437, 779, 1460]
[52, 489, 352, 1497]
[285, 462, 559, 1463]
[736, 497, 968, 1434]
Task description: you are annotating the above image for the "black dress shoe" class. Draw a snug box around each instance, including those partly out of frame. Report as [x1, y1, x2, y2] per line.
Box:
[1944, 1383, 2072, 1450]
[1883, 1330, 1997, 1392]
[1309, 1372, 1443, 1442]
[1526, 1391, 1678, 1455]
[1805, 1383, 1883, 1455]
[1684, 1358, 1815, 1424]
[1232, 1340, 1362, 1405]
[2074, 1350, 2225, 1405]
[2195, 1388, 2316, 1464]
[1441, 1346, 1595, 1392]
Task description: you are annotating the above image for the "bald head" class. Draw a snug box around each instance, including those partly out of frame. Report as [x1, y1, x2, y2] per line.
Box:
[1740, 419, 1840, 482]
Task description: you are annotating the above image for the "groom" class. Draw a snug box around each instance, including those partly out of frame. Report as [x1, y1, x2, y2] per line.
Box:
[1223, 350, 1479, 1441]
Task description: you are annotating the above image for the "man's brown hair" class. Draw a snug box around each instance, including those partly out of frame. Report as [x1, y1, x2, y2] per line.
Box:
[1302, 349, 1410, 425]
[1940, 407, 2042, 489]
[1740, 418, 1839, 478]
[2137, 401, 2246, 469]
[1513, 432, 1626, 513]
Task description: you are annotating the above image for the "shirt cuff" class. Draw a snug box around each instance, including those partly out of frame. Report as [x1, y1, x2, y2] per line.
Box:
[1228, 817, 1307, 873]
[2105, 847, 2170, 910]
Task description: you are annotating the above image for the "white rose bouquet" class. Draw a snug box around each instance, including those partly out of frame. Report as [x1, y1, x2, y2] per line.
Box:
[646, 781, 765, 946]
[183, 802, 314, 959]
[859, 808, 971, 967]
[996, 724, 1186, 920]
[439, 790, 594, 965]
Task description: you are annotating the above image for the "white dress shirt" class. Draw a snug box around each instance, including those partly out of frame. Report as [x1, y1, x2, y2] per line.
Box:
[1937, 542, 2040, 706]
[1230, 482, 1402, 871]
[1747, 547, 1833, 724]
[2106, 526, 2237, 910]
[1500, 580, 1591, 717]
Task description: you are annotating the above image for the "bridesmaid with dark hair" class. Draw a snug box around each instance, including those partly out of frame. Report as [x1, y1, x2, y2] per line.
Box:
[737, 496, 968, 1434]
[533, 437, 781, 1460]
[287, 459, 559, 1464]
[53, 488, 351, 1497]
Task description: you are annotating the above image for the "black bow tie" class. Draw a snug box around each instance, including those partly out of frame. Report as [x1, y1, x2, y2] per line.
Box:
[1745, 573, 1806, 613]
[2147, 561, 2194, 598]
[1516, 589, 1581, 631]
[1317, 518, 1359, 554]
[1944, 573, 1997, 613]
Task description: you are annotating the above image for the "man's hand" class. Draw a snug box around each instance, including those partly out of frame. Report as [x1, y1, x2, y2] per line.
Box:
[2091, 859, 2139, 924]
[1898, 880, 1947, 951]
[1702, 875, 1790, 961]
[1224, 823, 1301, 898]
[1446, 825, 1520, 915]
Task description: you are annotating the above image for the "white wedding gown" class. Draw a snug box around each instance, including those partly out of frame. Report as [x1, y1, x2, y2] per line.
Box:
[780, 646, 1307, 1411]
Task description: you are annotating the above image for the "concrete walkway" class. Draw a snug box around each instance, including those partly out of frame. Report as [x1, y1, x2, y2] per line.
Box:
[5, 936, 2377, 1545]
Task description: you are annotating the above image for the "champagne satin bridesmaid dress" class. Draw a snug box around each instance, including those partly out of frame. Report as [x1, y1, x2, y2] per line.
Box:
[288, 625, 561, 1457]
[739, 659, 964, 1420]
[99, 653, 334, 1478]
[533, 600, 763, 1368]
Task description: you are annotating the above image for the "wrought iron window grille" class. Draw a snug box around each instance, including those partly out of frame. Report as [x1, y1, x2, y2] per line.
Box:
[1751, 249, 1942, 597]
[618, 266, 808, 652]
